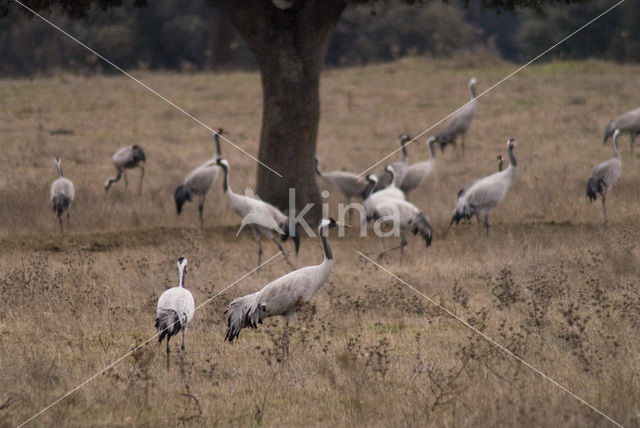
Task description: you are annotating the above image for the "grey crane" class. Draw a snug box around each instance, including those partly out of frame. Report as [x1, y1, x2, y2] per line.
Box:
[399, 136, 437, 196]
[155, 257, 195, 366]
[225, 218, 342, 357]
[587, 129, 622, 223]
[362, 175, 432, 261]
[455, 154, 506, 224]
[450, 138, 517, 235]
[216, 158, 299, 269]
[315, 157, 368, 204]
[175, 129, 224, 228]
[367, 134, 412, 194]
[435, 77, 478, 152]
[50, 157, 75, 234]
[604, 106, 640, 155]
[104, 145, 146, 194]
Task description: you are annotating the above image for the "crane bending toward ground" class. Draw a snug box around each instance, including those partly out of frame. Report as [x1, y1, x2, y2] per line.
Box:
[216, 158, 299, 269]
[603, 106, 640, 155]
[400, 136, 437, 196]
[367, 134, 412, 194]
[104, 145, 146, 194]
[362, 175, 432, 261]
[155, 257, 195, 366]
[225, 218, 342, 356]
[315, 157, 368, 204]
[175, 129, 224, 228]
[587, 129, 622, 223]
[434, 77, 478, 152]
[50, 157, 75, 234]
[450, 138, 517, 235]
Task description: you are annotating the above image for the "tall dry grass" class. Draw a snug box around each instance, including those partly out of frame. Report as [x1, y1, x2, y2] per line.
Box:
[0, 58, 639, 427]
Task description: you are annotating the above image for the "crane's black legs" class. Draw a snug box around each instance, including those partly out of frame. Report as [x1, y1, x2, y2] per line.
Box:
[377, 233, 408, 262]
[198, 195, 206, 229]
[124, 171, 128, 189]
[483, 214, 490, 237]
[631, 133, 635, 156]
[601, 191, 608, 224]
[271, 237, 295, 270]
[282, 318, 290, 361]
[104, 170, 122, 191]
[58, 216, 63, 235]
[181, 327, 187, 351]
[166, 336, 171, 370]
[256, 234, 263, 268]
[139, 166, 145, 195]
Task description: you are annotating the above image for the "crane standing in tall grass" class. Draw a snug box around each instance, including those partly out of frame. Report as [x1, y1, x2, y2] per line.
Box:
[156, 257, 195, 365]
[588, 129, 622, 223]
[50, 157, 75, 234]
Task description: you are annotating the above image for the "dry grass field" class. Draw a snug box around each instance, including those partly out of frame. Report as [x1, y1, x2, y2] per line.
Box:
[0, 57, 639, 427]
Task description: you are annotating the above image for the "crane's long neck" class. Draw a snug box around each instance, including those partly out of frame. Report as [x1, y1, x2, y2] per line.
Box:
[56, 161, 63, 177]
[320, 228, 333, 261]
[178, 266, 186, 288]
[470, 82, 477, 99]
[428, 141, 436, 160]
[215, 133, 222, 157]
[401, 143, 408, 162]
[363, 180, 376, 199]
[221, 164, 231, 193]
[613, 132, 620, 158]
[507, 145, 517, 168]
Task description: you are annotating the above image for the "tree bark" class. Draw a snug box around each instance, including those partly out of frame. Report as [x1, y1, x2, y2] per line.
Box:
[221, 0, 348, 222]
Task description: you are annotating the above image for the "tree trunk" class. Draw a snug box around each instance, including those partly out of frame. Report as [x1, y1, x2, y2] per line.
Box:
[221, 0, 348, 222]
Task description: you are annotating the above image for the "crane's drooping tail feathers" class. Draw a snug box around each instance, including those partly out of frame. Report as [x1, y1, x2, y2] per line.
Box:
[225, 292, 261, 342]
[52, 195, 70, 218]
[411, 212, 433, 247]
[174, 185, 192, 214]
[586, 177, 605, 202]
[131, 145, 146, 164]
[450, 201, 472, 226]
[156, 309, 183, 343]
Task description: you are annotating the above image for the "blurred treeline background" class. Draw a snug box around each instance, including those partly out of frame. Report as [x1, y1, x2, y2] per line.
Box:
[0, 0, 638, 76]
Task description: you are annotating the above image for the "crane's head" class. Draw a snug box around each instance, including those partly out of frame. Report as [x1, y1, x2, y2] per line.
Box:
[426, 136, 436, 146]
[497, 155, 504, 162]
[216, 158, 230, 170]
[318, 217, 348, 236]
[507, 138, 516, 148]
[55, 156, 61, 165]
[384, 164, 396, 177]
[366, 175, 378, 184]
[398, 134, 411, 146]
[469, 77, 478, 87]
[177, 257, 187, 271]
[215, 128, 224, 135]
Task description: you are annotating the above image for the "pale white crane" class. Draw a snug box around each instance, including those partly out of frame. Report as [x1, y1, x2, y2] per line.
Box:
[435, 77, 478, 152]
[175, 129, 224, 228]
[315, 157, 368, 204]
[104, 145, 146, 194]
[587, 129, 622, 223]
[216, 158, 299, 269]
[362, 175, 432, 261]
[399, 136, 437, 196]
[604, 107, 640, 154]
[450, 138, 517, 235]
[50, 157, 75, 234]
[225, 218, 342, 356]
[155, 257, 195, 363]
[368, 134, 412, 194]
